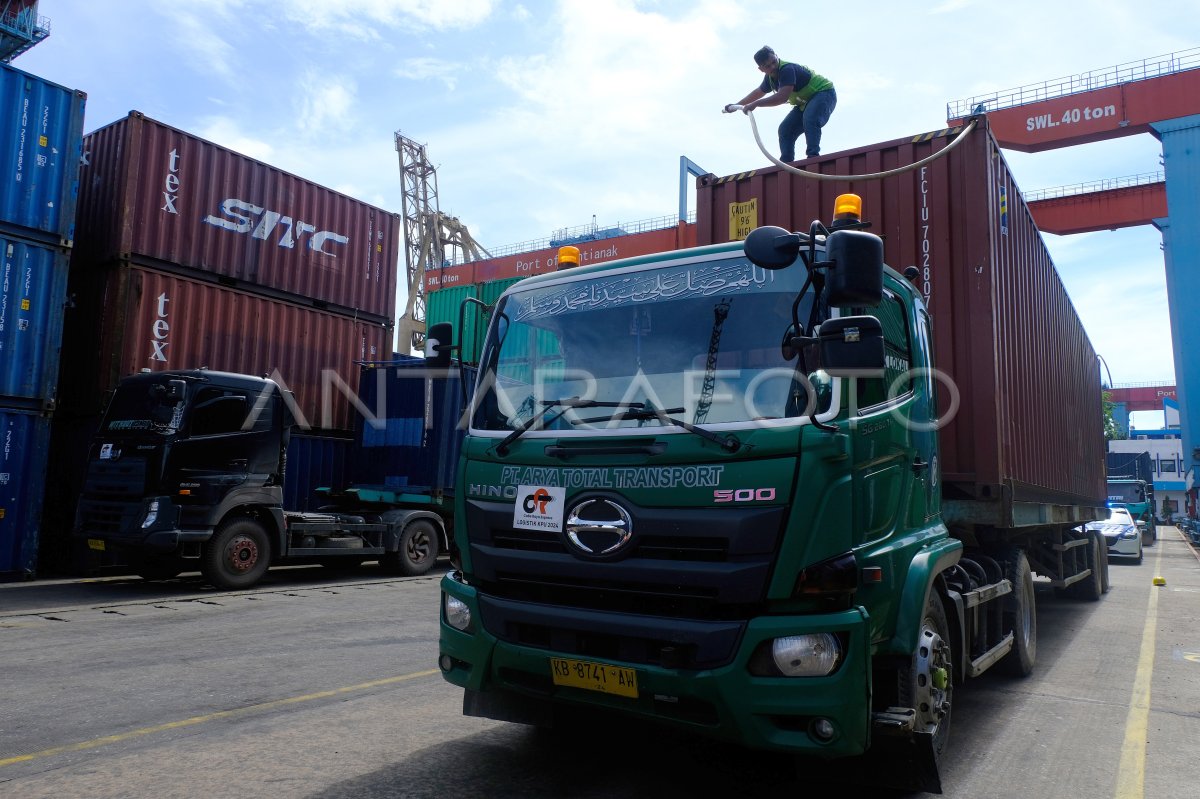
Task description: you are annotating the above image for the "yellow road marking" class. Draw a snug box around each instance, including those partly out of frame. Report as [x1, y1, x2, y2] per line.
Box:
[0, 669, 439, 768]
[1114, 544, 1165, 799]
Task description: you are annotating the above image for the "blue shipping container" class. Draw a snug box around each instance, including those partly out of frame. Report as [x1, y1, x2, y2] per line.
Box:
[285, 433, 354, 511]
[0, 61, 86, 246]
[354, 360, 473, 494]
[0, 236, 69, 407]
[0, 406, 51, 578]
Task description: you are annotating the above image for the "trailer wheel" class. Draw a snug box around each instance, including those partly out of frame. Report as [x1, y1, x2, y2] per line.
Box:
[998, 549, 1037, 677]
[898, 590, 953, 759]
[202, 518, 271, 590]
[381, 520, 440, 576]
[1099, 537, 1110, 594]
[1069, 533, 1103, 602]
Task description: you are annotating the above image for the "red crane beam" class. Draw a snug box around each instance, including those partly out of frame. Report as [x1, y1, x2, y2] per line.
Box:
[948, 66, 1200, 152]
[1027, 181, 1167, 235]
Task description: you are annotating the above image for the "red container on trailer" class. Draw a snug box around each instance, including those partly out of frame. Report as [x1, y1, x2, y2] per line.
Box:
[696, 117, 1104, 510]
[74, 112, 400, 322]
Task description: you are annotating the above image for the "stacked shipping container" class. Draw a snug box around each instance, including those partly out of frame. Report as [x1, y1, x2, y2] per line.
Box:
[0, 61, 85, 579]
[41, 111, 404, 572]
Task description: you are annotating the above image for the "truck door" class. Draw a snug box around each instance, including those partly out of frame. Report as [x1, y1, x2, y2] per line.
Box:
[849, 289, 917, 545]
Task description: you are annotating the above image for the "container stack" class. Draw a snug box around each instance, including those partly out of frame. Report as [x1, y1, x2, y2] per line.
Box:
[41, 111, 402, 572]
[0, 61, 86, 580]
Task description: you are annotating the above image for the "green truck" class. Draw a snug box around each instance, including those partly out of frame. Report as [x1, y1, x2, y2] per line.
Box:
[436, 180, 1106, 791]
[1106, 478, 1157, 547]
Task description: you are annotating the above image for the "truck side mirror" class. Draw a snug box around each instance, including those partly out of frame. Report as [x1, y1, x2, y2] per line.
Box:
[426, 322, 453, 368]
[818, 316, 885, 377]
[165, 379, 187, 402]
[824, 229, 884, 307]
[743, 226, 802, 270]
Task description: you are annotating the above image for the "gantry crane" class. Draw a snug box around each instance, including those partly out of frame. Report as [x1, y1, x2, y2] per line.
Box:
[395, 133, 491, 352]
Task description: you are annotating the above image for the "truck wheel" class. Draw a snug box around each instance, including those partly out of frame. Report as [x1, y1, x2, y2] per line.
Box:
[898, 590, 953, 759]
[1099, 538, 1110, 594]
[1069, 533, 1103, 602]
[382, 520, 440, 576]
[202, 518, 271, 589]
[998, 550, 1037, 677]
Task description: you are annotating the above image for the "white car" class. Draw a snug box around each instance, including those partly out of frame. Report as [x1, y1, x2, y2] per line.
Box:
[1086, 506, 1143, 564]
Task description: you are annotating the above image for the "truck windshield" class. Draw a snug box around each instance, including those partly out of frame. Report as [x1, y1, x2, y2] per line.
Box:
[473, 254, 828, 432]
[101, 383, 185, 436]
[1107, 482, 1146, 504]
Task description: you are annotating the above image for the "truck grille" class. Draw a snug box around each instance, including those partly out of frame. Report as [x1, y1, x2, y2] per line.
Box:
[465, 496, 785, 669]
[82, 459, 149, 500]
[77, 459, 150, 537]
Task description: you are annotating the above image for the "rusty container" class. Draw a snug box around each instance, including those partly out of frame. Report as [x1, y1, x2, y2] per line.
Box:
[697, 117, 1105, 512]
[74, 112, 399, 322]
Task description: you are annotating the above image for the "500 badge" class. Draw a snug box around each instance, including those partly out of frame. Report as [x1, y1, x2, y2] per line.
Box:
[714, 488, 776, 503]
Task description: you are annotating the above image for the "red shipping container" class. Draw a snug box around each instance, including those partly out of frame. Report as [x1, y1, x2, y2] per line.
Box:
[697, 118, 1104, 511]
[75, 112, 400, 322]
[57, 264, 389, 431]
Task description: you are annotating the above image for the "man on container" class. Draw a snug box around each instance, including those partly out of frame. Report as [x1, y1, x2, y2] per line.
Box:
[725, 46, 837, 161]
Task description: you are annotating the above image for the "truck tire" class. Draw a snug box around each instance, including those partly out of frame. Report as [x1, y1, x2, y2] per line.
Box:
[1068, 533, 1103, 602]
[381, 519, 440, 576]
[898, 589, 953, 760]
[998, 549, 1037, 677]
[1099, 538, 1110, 594]
[202, 518, 271, 590]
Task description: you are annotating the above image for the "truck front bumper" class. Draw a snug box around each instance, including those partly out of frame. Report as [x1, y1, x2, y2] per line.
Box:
[439, 573, 873, 756]
[75, 496, 211, 553]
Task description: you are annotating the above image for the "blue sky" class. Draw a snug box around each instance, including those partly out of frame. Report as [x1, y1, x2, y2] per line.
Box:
[14, 0, 1194, 403]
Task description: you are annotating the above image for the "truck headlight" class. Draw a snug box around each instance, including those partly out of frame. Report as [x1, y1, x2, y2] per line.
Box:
[141, 500, 160, 529]
[444, 593, 472, 632]
[771, 633, 841, 677]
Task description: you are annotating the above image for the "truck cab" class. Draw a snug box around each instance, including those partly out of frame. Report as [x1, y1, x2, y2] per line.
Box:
[74, 367, 453, 588]
[76, 370, 287, 582]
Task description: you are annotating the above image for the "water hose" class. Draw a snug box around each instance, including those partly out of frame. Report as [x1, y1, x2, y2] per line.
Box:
[725, 105, 979, 181]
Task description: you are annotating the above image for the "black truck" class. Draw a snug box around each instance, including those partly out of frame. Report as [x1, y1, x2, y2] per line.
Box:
[73, 358, 466, 589]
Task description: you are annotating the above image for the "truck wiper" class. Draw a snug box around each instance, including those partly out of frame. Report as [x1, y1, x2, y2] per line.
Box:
[573, 406, 743, 453]
[494, 397, 644, 455]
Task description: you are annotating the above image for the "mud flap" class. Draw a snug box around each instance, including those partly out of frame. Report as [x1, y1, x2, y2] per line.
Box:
[859, 731, 943, 794]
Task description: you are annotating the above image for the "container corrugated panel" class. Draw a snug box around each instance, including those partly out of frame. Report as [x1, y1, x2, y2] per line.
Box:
[0, 236, 69, 407]
[75, 112, 400, 321]
[0, 406, 51, 577]
[285, 432, 354, 511]
[696, 118, 1105, 508]
[425, 284, 483, 364]
[353, 361, 474, 493]
[56, 264, 390, 430]
[0, 63, 86, 246]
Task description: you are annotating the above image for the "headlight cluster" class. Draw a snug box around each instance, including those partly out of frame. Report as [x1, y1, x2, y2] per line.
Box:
[443, 593, 472, 632]
[141, 500, 160, 529]
[748, 632, 843, 677]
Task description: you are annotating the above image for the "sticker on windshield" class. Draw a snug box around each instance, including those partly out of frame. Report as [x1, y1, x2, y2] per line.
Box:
[513, 485, 566, 532]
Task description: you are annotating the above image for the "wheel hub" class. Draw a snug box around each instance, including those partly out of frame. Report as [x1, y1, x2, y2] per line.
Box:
[914, 622, 952, 732]
[226, 535, 260, 573]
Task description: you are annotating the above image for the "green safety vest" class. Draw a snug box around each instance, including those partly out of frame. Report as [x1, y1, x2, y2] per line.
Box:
[770, 60, 834, 109]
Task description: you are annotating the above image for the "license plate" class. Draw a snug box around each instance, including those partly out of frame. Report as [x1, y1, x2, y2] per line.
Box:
[550, 657, 638, 699]
[87, 539, 106, 551]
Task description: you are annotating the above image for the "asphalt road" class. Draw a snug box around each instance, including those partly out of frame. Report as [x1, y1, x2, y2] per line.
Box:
[1, 534, 1199, 798]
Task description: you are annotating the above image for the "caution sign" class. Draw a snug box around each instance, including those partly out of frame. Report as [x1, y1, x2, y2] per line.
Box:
[729, 199, 758, 241]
